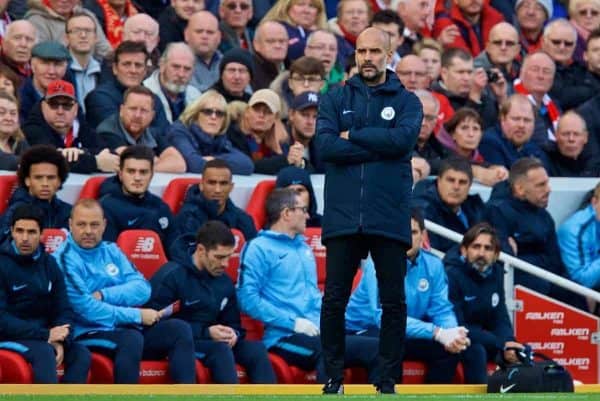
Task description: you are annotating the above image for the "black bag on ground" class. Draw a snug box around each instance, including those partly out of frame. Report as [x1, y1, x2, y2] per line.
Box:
[487, 345, 574, 393]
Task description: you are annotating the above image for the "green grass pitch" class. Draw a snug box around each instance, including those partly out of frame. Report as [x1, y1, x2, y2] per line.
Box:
[0, 394, 596, 401]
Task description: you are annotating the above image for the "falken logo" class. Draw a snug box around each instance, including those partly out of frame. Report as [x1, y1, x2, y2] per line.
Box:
[499, 384, 516, 393]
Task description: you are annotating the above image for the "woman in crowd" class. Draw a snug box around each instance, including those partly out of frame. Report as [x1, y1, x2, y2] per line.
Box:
[227, 89, 292, 175]
[0, 91, 29, 170]
[167, 90, 254, 175]
[262, 0, 328, 63]
[569, 0, 600, 62]
[440, 108, 508, 186]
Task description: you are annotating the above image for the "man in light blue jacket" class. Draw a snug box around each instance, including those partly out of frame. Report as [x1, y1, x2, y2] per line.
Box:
[53, 199, 196, 384]
[558, 182, 600, 289]
[346, 209, 487, 384]
[237, 188, 379, 387]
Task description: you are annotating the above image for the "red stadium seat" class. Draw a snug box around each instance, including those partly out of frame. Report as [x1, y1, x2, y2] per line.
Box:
[41, 228, 68, 253]
[162, 178, 202, 214]
[226, 229, 246, 284]
[89, 352, 210, 384]
[245, 180, 276, 230]
[78, 176, 107, 200]
[241, 314, 349, 384]
[116, 229, 168, 279]
[0, 175, 18, 214]
[0, 348, 82, 383]
[347, 361, 429, 384]
[0, 349, 32, 383]
[241, 314, 264, 341]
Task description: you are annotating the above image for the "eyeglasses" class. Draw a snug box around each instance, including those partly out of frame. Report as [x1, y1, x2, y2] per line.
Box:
[288, 205, 309, 213]
[578, 8, 600, 17]
[199, 108, 226, 118]
[46, 100, 76, 110]
[225, 2, 250, 10]
[549, 39, 575, 47]
[490, 39, 517, 47]
[290, 75, 324, 84]
[67, 27, 95, 36]
[396, 70, 427, 77]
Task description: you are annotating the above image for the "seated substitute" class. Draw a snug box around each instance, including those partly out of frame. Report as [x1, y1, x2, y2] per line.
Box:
[0, 145, 71, 240]
[558, 182, 600, 289]
[0, 205, 91, 383]
[413, 157, 485, 253]
[53, 199, 196, 384]
[346, 209, 487, 384]
[237, 188, 379, 384]
[99, 145, 176, 250]
[174, 159, 257, 241]
[147, 220, 276, 384]
[444, 223, 525, 366]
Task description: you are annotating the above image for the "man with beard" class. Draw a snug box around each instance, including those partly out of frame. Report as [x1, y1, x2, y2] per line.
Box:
[444, 223, 525, 366]
[96, 86, 186, 173]
[143, 42, 200, 124]
[485, 157, 584, 308]
[316, 27, 422, 394]
[99, 145, 176, 248]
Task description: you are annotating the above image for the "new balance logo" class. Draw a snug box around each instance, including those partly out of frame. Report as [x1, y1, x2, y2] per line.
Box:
[134, 237, 155, 252]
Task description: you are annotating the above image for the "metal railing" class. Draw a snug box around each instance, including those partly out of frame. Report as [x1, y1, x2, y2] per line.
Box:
[424, 220, 600, 320]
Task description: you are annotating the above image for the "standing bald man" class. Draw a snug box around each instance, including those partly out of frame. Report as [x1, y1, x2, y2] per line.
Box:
[316, 27, 423, 394]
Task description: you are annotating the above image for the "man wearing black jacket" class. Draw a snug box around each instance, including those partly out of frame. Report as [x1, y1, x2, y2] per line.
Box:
[147, 220, 275, 384]
[22, 80, 119, 174]
[316, 28, 422, 394]
[0, 145, 71, 240]
[444, 223, 524, 364]
[99, 145, 176, 249]
[0, 205, 90, 383]
[412, 157, 485, 252]
[174, 159, 256, 241]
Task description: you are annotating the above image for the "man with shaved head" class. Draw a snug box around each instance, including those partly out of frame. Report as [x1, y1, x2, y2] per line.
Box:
[251, 21, 288, 90]
[317, 27, 422, 394]
[514, 51, 559, 151]
[123, 13, 160, 72]
[541, 19, 593, 109]
[185, 11, 223, 92]
[395, 55, 429, 91]
[475, 22, 521, 81]
[0, 20, 37, 79]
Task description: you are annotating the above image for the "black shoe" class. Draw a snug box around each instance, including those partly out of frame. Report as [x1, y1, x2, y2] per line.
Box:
[376, 380, 396, 394]
[323, 378, 344, 394]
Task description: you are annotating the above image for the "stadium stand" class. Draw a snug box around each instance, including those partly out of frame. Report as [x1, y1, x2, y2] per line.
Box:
[161, 177, 203, 214]
[78, 176, 108, 200]
[0, 175, 17, 215]
[245, 180, 276, 230]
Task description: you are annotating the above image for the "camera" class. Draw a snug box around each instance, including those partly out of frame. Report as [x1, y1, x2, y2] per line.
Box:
[486, 69, 500, 83]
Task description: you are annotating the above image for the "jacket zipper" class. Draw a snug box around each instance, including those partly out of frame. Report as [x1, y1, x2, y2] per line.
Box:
[359, 92, 370, 229]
